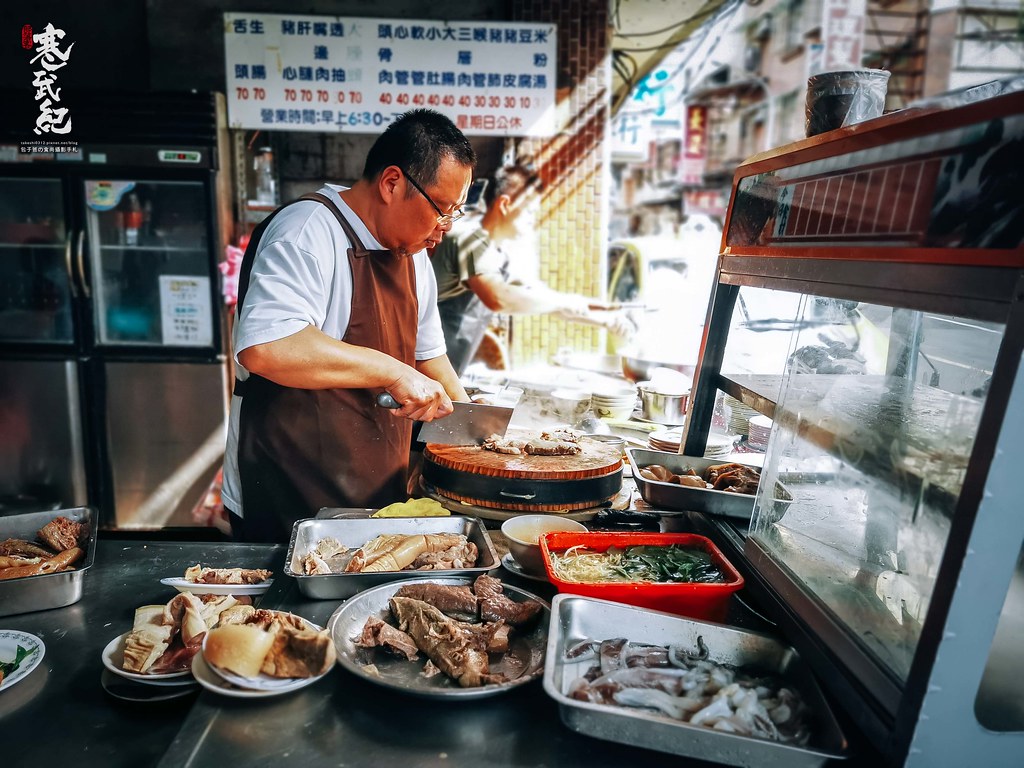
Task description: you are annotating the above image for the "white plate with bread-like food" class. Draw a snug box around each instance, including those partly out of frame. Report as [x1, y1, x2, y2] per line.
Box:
[104, 592, 250, 683]
[198, 607, 336, 696]
[160, 564, 274, 596]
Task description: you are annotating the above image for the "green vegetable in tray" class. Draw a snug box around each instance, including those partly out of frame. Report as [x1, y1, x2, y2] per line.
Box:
[611, 545, 725, 584]
[0, 644, 33, 683]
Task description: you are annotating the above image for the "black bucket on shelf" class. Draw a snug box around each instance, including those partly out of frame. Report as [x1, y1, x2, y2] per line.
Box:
[805, 69, 890, 136]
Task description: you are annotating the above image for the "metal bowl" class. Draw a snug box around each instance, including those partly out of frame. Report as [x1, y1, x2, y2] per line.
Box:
[621, 354, 696, 384]
[637, 384, 689, 425]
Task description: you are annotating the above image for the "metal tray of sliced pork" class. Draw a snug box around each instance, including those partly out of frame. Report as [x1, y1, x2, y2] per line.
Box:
[284, 512, 499, 599]
[328, 575, 549, 700]
[543, 594, 848, 768]
[0, 506, 97, 618]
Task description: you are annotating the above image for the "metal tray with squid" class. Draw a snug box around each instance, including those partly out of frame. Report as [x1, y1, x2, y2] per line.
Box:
[542, 594, 848, 768]
[284, 511, 499, 599]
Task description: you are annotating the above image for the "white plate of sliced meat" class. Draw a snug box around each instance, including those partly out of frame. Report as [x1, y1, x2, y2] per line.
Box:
[161, 564, 274, 596]
[328, 574, 549, 700]
[102, 632, 194, 684]
[160, 578, 273, 596]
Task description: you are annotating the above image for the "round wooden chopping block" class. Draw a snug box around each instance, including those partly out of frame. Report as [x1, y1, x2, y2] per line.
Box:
[423, 430, 623, 511]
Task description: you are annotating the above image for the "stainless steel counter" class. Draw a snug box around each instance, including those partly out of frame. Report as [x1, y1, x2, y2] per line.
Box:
[2, 533, 866, 767]
[2, 540, 282, 766]
[157, 546, 728, 768]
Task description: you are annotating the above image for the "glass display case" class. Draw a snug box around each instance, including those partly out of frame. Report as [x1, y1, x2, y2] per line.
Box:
[681, 86, 1024, 765]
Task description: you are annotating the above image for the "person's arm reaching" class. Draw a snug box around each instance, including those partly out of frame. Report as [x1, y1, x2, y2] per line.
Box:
[466, 273, 636, 339]
[238, 325, 454, 422]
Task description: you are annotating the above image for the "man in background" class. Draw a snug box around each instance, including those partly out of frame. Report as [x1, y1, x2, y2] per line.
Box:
[431, 164, 634, 375]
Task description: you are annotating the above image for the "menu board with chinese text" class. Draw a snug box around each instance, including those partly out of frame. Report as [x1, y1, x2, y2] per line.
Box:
[224, 13, 556, 137]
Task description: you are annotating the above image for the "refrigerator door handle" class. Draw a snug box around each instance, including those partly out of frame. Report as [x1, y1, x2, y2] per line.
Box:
[75, 228, 91, 299]
[65, 229, 79, 298]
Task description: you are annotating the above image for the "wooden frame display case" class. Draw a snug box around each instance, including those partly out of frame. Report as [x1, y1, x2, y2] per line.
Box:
[681, 85, 1024, 766]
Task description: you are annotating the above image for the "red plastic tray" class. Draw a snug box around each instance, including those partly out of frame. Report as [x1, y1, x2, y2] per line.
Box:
[539, 532, 744, 621]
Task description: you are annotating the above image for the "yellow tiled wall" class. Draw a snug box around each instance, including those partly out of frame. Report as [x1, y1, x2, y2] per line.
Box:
[510, 0, 610, 366]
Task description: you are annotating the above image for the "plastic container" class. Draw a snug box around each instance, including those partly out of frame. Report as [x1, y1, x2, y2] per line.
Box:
[805, 69, 890, 136]
[539, 531, 743, 621]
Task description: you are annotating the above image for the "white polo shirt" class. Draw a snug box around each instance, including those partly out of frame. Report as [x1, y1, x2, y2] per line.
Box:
[222, 184, 446, 516]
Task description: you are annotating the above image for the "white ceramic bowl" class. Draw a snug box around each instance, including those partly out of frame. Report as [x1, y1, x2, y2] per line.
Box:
[549, 389, 592, 423]
[501, 515, 589, 577]
[593, 402, 636, 419]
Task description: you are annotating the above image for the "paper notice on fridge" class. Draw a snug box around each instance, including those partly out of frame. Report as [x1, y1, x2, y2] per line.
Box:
[159, 275, 213, 346]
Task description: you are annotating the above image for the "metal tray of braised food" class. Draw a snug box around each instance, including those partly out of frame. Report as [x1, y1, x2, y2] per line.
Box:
[543, 594, 848, 768]
[627, 448, 793, 522]
[0, 506, 97, 618]
[284, 512, 499, 599]
[328, 575, 549, 700]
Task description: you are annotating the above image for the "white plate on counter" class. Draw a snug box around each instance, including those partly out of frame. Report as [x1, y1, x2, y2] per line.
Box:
[191, 653, 326, 699]
[100, 670, 199, 703]
[200, 617, 332, 693]
[0, 630, 45, 692]
[160, 577, 273, 597]
[101, 632, 194, 684]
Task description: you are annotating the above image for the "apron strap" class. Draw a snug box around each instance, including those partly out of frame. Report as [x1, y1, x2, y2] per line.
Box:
[234, 191, 388, 398]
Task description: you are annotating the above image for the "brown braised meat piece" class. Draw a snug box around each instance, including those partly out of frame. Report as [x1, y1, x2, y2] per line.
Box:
[473, 574, 543, 628]
[355, 616, 420, 661]
[389, 597, 505, 687]
[184, 564, 273, 584]
[704, 463, 761, 495]
[37, 517, 85, 552]
[482, 434, 527, 454]
[261, 625, 336, 678]
[539, 429, 581, 444]
[392, 582, 479, 622]
[524, 437, 582, 456]
[484, 622, 511, 654]
[0, 539, 53, 558]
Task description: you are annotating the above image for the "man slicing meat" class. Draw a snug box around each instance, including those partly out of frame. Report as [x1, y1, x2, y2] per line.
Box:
[222, 110, 475, 542]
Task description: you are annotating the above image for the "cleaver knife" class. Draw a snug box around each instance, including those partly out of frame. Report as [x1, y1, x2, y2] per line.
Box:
[376, 393, 514, 445]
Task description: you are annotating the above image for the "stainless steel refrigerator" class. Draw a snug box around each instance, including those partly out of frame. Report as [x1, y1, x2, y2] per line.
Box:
[0, 91, 229, 531]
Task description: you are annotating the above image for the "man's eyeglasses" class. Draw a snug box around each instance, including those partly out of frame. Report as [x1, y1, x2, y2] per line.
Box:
[398, 166, 465, 227]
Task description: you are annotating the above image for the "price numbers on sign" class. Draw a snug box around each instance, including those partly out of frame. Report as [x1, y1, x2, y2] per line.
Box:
[224, 12, 556, 136]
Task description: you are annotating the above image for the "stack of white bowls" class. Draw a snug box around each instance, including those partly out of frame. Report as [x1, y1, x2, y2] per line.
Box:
[591, 385, 638, 420]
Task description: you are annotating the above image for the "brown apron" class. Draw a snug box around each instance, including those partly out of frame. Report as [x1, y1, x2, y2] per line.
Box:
[234, 192, 417, 542]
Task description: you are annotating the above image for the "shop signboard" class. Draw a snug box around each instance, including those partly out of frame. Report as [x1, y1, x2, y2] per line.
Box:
[819, 0, 867, 72]
[681, 104, 708, 185]
[223, 13, 556, 137]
